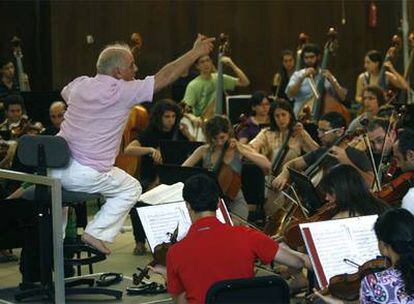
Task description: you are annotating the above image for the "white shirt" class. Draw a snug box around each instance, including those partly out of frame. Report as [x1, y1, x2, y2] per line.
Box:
[402, 187, 414, 215]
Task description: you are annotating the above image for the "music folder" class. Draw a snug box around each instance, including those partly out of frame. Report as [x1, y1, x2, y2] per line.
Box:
[299, 215, 380, 288]
[287, 167, 322, 212]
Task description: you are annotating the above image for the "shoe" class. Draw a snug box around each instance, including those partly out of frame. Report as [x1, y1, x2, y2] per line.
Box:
[133, 242, 147, 256]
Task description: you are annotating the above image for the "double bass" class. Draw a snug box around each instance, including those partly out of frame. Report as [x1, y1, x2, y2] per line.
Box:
[11, 36, 30, 92]
[299, 27, 351, 125]
[114, 32, 149, 176]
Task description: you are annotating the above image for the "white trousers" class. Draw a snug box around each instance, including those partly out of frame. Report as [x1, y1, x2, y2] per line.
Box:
[49, 158, 142, 242]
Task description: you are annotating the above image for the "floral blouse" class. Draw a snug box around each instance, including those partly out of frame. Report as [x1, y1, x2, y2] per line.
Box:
[360, 268, 414, 303]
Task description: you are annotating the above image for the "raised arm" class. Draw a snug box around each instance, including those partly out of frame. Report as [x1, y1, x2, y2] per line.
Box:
[182, 145, 207, 167]
[154, 34, 215, 93]
[221, 56, 250, 87]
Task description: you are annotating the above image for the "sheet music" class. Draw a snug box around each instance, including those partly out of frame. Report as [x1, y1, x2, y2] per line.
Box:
[300, 215, 379, 287]
[139, 182, 184, 205]
[137, 200, 231, 253]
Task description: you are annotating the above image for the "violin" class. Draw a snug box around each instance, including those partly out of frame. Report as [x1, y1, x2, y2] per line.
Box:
[9, 115, 43, 138]
[133, 227, 178, 285]
[313, 256, 391, 302]
[375, 171, 414, 206]
[283, 201, 338, 250]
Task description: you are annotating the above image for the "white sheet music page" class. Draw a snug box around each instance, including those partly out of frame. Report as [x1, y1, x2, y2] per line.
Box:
[137, 202, 192, 253]
[137, 200, 233, 253]
[299, 215, 379, 288]
[139, 182, 184, 205]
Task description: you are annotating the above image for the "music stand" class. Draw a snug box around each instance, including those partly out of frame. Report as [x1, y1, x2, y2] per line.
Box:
[155, 164, 216, 185]
[159, 140, 204, 165]
[288, 168, 322, 213]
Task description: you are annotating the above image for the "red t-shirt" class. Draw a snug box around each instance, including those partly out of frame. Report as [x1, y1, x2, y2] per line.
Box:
[166, 216, 279, 304]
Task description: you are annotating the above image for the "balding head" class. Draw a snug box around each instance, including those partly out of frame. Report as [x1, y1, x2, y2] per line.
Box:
[96, 44, 136, 80]
[49, 101, 66, 129]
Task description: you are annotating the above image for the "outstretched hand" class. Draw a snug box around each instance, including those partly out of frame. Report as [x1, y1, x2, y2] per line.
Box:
[193, 34, 215, 57]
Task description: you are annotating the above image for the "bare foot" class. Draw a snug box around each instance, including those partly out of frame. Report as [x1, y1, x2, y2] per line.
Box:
[81, 233, 111, 255]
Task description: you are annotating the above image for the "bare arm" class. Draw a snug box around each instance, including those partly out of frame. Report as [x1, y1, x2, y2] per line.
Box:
[221, 56, 250, 87]
[172, 293, 188, 304]
[385, 67, 409, 90]
[355, 73, 364, 104]
[273, 246, 304, 270]
[124, 139, 162, 164]
[271, 156, 308, 190]
[154, 34, 215, 93]
[182, 145, 207, 167]
[235, 141, 271, 172]
[324, 70, 347, 101]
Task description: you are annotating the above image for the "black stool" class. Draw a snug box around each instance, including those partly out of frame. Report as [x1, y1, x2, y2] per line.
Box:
[15, 135, 122, 301]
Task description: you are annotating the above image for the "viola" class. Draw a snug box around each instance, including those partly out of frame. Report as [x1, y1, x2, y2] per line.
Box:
[133, 227, 178, 285]
[375, 171, 414, 205]
[327, 256, 391, 301]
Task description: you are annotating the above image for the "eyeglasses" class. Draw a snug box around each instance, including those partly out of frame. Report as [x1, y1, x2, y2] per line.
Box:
[317, 127, 341, 136]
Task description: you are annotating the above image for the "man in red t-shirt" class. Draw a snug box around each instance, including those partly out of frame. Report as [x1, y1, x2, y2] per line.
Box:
[152, 174, 310, 304]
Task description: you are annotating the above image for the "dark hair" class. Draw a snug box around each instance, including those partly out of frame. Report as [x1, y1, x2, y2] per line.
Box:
[320, 164, 389, 217]
[363, 85, 386, 107]
[374, 208, 414, 294]
[0, 57, 13, 69]
[366, 50, 383, 68]
[398, 128, 414, 158]
[301, 43, 321, 58]
[147, 99, 182, 132]
[281, 49, 294, 59]
[250, 91, 268, 108]
[269, 100, 296, 132]
[320, 111, 347, 129]
[4, 94, 25, 112]
[367, 117, 389, 133]
[204, 115, 234, 145]
[183, 174, 219, 212]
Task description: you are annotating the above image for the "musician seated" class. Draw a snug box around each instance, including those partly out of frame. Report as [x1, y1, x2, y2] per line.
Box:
[124, 99, 194, 255]
[272, 49, 295, 103]
[182, 115, 271, 219]
[272, 112, 374, 190]
[182, 55, 249, 120]
[285, 43, 347, 116]
[150, 174, 310, 304]
[236, 90, 270, 144]
[320, 164, 389, 219]
[0, 57, 20, 101]
[355, 50, 409, 104]
[249, 100, 318, 215]
[42, 101, 67, 136]
[314, 208, 414, 303]
[348, 85, 386, 132]
[393, 128, 414, 214]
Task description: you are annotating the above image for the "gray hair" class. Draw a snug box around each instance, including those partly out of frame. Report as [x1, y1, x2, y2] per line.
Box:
[96, 43, 131, 75]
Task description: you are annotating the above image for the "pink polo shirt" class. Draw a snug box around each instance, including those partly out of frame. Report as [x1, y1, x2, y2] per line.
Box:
[58, 74, 154, 172]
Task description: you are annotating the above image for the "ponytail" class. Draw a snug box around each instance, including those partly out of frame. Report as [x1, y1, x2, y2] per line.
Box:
[394, 241, 414, 294]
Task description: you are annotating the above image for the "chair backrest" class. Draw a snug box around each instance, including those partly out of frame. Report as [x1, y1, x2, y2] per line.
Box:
[205, 275, 289, 304]
[17, 135, 70, 171]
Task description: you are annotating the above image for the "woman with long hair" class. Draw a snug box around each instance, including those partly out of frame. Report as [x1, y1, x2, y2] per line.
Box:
[355, 50, 408, 104]
[182, 115, 270, 219]
[249, 100, 319, 215]
[320, 164, 389, 219]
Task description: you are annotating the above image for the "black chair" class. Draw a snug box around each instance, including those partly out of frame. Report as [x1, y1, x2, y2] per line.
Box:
[241, 162, 266, 223]
[205, 275, 289, 304]
[15, 134, 122, 301]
